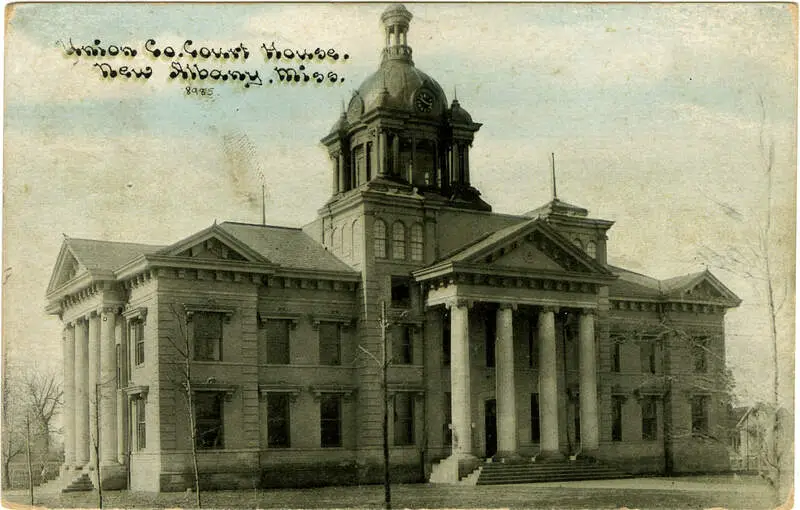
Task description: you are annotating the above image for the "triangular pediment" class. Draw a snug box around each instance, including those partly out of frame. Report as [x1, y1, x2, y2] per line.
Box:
[47, 243, 86, 292]
[666, 271, 741, 306]
[457, 220, 612, 276]
[157, 225, 270, 264]
[490, 240, 567, 272]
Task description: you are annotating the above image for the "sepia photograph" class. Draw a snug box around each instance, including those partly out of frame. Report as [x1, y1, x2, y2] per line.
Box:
[2, 2, 796, 508]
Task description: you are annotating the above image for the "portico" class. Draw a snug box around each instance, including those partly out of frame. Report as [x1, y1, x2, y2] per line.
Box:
[414, 218, 615, 462]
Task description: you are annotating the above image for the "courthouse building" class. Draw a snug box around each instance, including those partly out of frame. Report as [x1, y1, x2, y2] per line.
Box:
[46, 5, 741, 491]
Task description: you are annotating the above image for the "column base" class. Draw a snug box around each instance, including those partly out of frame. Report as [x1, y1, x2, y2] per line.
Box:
[576, 448, 599, 461]
[536, 449, 565, 462]
[98, 462, 128, 490]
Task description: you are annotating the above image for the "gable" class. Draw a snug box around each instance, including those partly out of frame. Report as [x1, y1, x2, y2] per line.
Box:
[49, 248, 86, 291]
[174, 237, 249, 262]
[158, 225, 270, 264]
[683, 279, 725, 301]
[490, 240, 567, 272]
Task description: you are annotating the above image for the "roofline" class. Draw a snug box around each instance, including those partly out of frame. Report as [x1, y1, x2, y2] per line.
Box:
[413, 261, 618, 285]
[115, 255, 279, 281]
[220, 221, 303, 231]
[45, 270, 116, 302]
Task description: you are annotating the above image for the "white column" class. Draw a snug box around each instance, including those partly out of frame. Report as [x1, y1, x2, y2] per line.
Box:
[116, 318, 128, 464]
[88, 312, 101, 467]
[538, 307, 562, 459]
[449, 301, 473, 457]
[337, 151, 346, 192]
[495, 304, 518, 459]
[63, 324, 76, 468]
[74, 318, 89, 467]
[100, 307, 118, 465]
[579, 309, 599, 454]
[379, 130, 388, 176]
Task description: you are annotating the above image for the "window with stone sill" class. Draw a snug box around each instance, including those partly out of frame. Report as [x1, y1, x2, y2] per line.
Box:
[193, 311, 224, 362]
[641, 397, 658, 441]
[373, 219, 387, 259]
[131, 319, 145, 366]
[320, 394, 342, 447]
[410, 223, 424, 262]
[393, 392, 414, 445]
[265, 319, 290, 365]
[392, 221, 406, 260]
[692, 337, 709, 373]
[318, 322, 341, 366]
[195, 392, 224, 449]
[392, 325, 413, 365]
[690, 395, 709, 435]
[611, 396, 624, 441]
[267, 393, 291, 448]
[135, 398, 146, 450]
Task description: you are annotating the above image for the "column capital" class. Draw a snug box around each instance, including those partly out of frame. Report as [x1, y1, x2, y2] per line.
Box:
[580, 307, 597, 317]
[540, 305, 559, 314]
[445, 298, 473, 310]
[99, 304, 122, 316]
[498, 302, 517, 311]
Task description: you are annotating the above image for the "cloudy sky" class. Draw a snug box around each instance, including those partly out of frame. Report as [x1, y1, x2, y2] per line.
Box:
[4, 3, 796, 407]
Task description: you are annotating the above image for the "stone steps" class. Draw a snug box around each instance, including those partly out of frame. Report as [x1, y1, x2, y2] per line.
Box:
[476, 460, 631, 485]
[61, 473, 95, 493]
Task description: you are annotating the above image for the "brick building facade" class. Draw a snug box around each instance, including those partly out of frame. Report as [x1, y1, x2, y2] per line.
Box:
[46, 4, 740, 491]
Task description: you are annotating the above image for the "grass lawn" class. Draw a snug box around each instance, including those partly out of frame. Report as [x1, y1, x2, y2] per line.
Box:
[2, 475, 777, 509]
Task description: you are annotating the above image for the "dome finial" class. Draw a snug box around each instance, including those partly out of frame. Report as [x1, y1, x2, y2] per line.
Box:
[381, 4, 413, 64]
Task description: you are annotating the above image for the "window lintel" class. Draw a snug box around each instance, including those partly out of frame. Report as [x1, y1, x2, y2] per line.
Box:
[190, 382, 237, 401]
[124, 385, 149, 400]
[258, 312, 300, 329]
[310, 385, 356, 400]
[258, 384, 302, 402]
[184, 305, 235, 323]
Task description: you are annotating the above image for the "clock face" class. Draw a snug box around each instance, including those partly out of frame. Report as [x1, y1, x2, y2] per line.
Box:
[415, 90, 434, 112]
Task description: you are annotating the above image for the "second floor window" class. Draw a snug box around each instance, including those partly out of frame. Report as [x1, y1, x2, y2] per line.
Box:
[193, 312, 223, 361]
[319, 322, 341, 366]
[393, 325, 413, 364]
[392, 222, 406, 260]
[265, 320, 290, 365]
[131, 320, 145, 366]
[374, 220, 387, 259]
[410, 223, 424, 261]
[692, 337, 708, 373]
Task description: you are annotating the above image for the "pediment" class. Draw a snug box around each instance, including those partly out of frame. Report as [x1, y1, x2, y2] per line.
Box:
[672, 273, 741, 305]
[158, 225, 270, 264]
[47, 243, 87, 292]
[473, 224, 607, 275]
[684, 280, 725, 300]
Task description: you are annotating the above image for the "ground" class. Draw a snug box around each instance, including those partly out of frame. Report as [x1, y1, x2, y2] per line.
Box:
[1, 474, 781, 509]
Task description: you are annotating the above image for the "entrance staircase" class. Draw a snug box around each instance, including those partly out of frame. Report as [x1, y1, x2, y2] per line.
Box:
[61, 472, 95, 493]
[475, 458, 631, 485]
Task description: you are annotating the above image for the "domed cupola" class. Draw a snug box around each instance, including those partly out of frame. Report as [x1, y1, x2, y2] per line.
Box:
[320, 4, 490, 211]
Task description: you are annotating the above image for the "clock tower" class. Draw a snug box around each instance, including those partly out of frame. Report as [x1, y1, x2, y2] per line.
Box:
[320, 3, 488, 210]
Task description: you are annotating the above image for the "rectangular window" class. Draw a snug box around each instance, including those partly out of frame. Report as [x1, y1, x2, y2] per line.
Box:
[195, 392, 224, 449]
[691, 395, 709, 435]
[132, 320, 145, 366]
[640, 342, 656, 374]
[116, 344, 122, 389]
[266, 320, 290, 365]
[320, 394, 342, 447]
[693, 337, 708, 373]
[611, 342, 621, 373]
[193, 312, 223, 361]
[390, 277, 411, 308]
[267, 393, 291, 448]
[135, 398, 146, 450]
[393, 325, 413, 364]
[442, 314, 451, 366]
[485, 314, 496, 368]
[612, 396, 624, 441]
[531, 393, 540, 442]
[393, 393, 414, 445]
[641, 397, 658, 441]
[443, 392, 452, 446]
[319, 322, 341, 366]
[528, 319, 538, 369]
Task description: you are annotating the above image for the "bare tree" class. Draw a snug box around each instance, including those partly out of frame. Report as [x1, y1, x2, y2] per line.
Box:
[698, 95, 791, 504]
[23, 370, 63, 459]
[164, 303, 202, 508]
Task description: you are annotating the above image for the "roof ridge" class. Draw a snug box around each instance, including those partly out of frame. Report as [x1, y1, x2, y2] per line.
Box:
[67, 237, 165, 248]
[220, 221, 302, 231]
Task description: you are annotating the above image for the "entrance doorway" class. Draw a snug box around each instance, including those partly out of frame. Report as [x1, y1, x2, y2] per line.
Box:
[485, 399, 497, 458]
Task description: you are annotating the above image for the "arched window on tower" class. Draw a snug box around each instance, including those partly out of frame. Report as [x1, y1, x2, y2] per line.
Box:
[351, 219, 361, 262]
[586, 240, 597, 259]
[392, 222, 406, 260]
[332, 226, 341, 254]
[374, 219, 387, 259]
[410, 223, 424, 261]
[343, 222, 352, 258]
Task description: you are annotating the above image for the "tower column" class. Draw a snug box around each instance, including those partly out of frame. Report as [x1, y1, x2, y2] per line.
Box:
[449, 300, 474, 458]
[378, 130, 388, 176]
[463, 144, 471, 185]
[100, 307, 118, 465]
[579, 309, 599, 454]
[74, 318, 89, 467]
[332, 152, 340, 194]
[392, 134, 400, 176]
[63, 323, 76, 469]
[495, 303, 519, 459]
[538, 306, 563, 460]
[337, 151, 346, 192]
[88, 312, 101, 467]
[452, 143, 461, 184]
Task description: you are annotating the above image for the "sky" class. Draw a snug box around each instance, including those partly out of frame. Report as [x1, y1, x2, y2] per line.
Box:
[3, 2, 797, 408]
